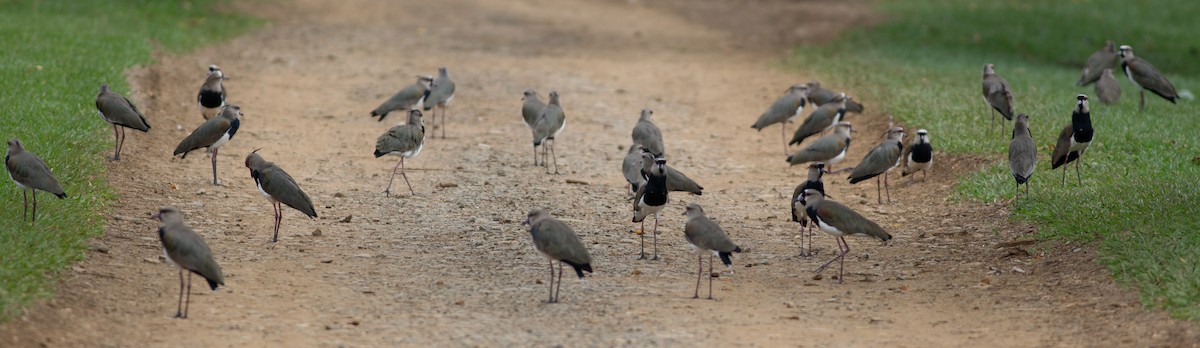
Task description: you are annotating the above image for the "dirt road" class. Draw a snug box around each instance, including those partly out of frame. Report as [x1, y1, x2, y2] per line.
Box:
[3, 0, 1197, 346]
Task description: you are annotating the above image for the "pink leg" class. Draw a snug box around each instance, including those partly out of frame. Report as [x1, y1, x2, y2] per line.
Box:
[651, 213, 659, 260]
[399, 157, 415, 195]
[210, 148, 220, 185]
[384, 158, 403, 196]
[693, 254, 702, 298]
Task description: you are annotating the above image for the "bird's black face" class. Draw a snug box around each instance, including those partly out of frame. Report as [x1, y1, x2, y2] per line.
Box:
[1076, 94, 1089, 111]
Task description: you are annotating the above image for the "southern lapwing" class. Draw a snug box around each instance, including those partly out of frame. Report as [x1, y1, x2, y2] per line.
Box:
[750, 84, 808, 155]
[153, 206, 224, 319]
[791, 162, 826, 257]
[787, 122, 854, 173]
[95, 84, 151, 161]
[1008, 114, 1037, 201]
[982, 64, 1015, 133]
[901, 129, 933, 182]
[806, 81, 864, 113]
[197, 65, 225, 120]
[632, 152, 668, 260]
[632, 108, 665, 157]
[6, 139, 67, 222]
[523, 208, 593, 303]
[245, 150, 317, 242]
[1077, 40, 1119, 86]
[1119, 45, 1178, 112]
[533, 91, 566, 174]
[374, 109, 425, 196]
[848, 127, 905, 204]
[622, 144, 646, 195]
[424, 67, 456, 138]
[665, 165, 704, 195]
[370, 75, 433, 122]
[682, 203, 742, 300]
[789, 93, 847, 147]
[521, 90, 545, 129]
[174, 104, 243, 185]
[1052, 94, 1095, 185]
[1095, 68, 1121, 105]
[800, 189, 892, 284]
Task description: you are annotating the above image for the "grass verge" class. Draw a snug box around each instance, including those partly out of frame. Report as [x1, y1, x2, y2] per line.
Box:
[0, 0, 260, 320]
[790, 0, 1200, 319]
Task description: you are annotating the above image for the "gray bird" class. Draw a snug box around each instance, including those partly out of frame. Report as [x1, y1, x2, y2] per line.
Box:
[1008, 114, 1037, 201]
[370, 75, 433, 122]
[901, 129, 933, 182]
[848, 127, 905, 204]
[374, 109, 425, 196]
[632, 153, 668, 260]
[1077, 40, 1119, 86]
[1095, 68, 1121, 105]
[197, 65, 225, 120]
[523, 208, 593, 303]
[806, 81, 864, 113]
[1119, 45, 1177, 112]
[789, 93, 847, 146]
[982, 64, 1015, 132]
[245, 150, 317, 242]
[521, 89, 545, 130]
[1052, 95, 1094, 185]
[800, 189, 892, 284]
[632, 108, 665, 157]
[791, 162, 825, 257]
[153, 206, 224, 319]
[622, 144, 646, 195]
[682, 203, 742, 300]
[533, 91, 566, 174]
[95, 84, 151, 160]
[424, 67, 456, 138]
[665, 165, 704, 195]
[174, 104, 243, 185]
[787, 122, 854, 173]
[6, 139, 67, 222]
[750, 84, 808, 155]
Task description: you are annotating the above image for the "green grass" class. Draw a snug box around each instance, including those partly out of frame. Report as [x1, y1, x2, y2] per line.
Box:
[0, 0, 260, 320]
[791, 0, 1200, 319]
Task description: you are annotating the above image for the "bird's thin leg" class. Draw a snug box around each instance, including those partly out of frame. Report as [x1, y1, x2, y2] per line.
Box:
[550, 139, 559, 174]
[708, 253, 714, 300]
[110, 125, 120, 160]
[876, 176, 883, 204]
[118, 126, 127, 160]
[1140, 90, 1146, 112]
[1075, 159, 1083, 184]
[532, 145, 538, 166]
[175, 269, 185, 318]
[555, 262, 564, 303]
[838, 237, 849, 284]
[399, 157, 415, 195]
[815, 238, 844, 274]
[1061, 164, 1067, 186]
[547, 260, 554, 303]
[884, 172, 892, 203]
[210, 148, 220, 185]
[694, 254, 702, 299]
[22, 190, 27, 221]
[638, 219, 647, 260]
[32, 191, 37, 223]
[272, 201, 282, 242]
[990, 108, 996, 134]
[384, 158, 403, 196]
[183, 272, 193, 319]
[651, 213, 659, 260]
[441, 104, 448, 139]
[781, 125, 788, 156]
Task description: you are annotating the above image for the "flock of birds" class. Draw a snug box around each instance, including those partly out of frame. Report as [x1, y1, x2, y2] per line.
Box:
[3, 40, 1179, 316]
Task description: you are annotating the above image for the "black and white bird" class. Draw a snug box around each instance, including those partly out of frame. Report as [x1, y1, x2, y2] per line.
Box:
[370, 76, 433, 122]
[197, 65, 226, 120]
[632, 152, 668, 260]
[533, 91, 566, 174]
[982, 63, 1015, 133]
[174, 104, 243, 185]
[424, 67, 456, 138]
[95, 84, 150, 160]
[374, 110, 425, 196]
[800, 189, 892, 284]
[791, 162, 826, 257]
[848, 127, 905, 204]
[1052, 94, 1095, 185]
[523, 208, 593, 303]
[153, 206, 224, 319]
[1118, 45, 1177, 112]
[682, 203, 742, 300]
[901, 129, 933, 182]
[245, 150, 317, 242]
[1008, 114, 1037, 202]
[6, 139, 67, 222]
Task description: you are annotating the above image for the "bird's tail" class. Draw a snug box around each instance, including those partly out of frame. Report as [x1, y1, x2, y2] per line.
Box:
[563, 260, 593, 278]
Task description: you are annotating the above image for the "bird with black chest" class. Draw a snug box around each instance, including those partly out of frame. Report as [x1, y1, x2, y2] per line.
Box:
[848, 127, 905, 204]
[174, 104, 243, 186]
[787, 122, 854, 173]
[523, 208, 593, 304]
[901, 129, 933, 183]
[982, 63, 1015, 133]
[533, 91, 566, 174]
[1052, 94, 1095, 185]
[153, 206, 224, 319]
[1077, 40, 1118, 87]
[632, 152, 669, 260]
[95, 84, 151, 160]
[750, 84, 808, 155]
[682, 203, 742, 300]
[424, 67, 456, 138]
[1008, 114, 1037, 202]
[632, 108, 665, 157]
[1095, 68, 1121, 105]
[800, 189, 892, 284]
[1118, 45, 1177, 112]
[374, 109, 425, 196]
[245, 150, 317, 242]
[789, 93, 847, 148]
[370, 75, 433, 122]
[6, 139, 67, 222]
[791, 162, 825, 257]
[197, 65, 226, 120]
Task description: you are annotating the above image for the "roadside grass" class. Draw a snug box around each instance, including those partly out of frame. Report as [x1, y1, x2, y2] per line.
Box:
[790, 0, 1200, 319]
[0, 0, 260, 320]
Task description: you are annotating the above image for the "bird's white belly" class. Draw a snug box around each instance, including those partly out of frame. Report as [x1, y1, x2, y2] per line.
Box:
[638, 197, 666, 212]
[257, 182, 275, 202]
[8, 171, 28, 190]
[1069, 137, 1090, 152]
[401, 142, 424, 158]
[828, 148, 847, 165]
[553, 119, 566, 138]
[1124, 66, 1141, 88]
[97, 110, 114, 124]
[816, 219, 846, 237]
[209, 132, 232, 150]
[443, 94, 454, 105]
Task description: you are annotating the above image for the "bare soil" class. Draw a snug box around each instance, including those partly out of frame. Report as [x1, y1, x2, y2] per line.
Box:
[3, 0, 1198, 346]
